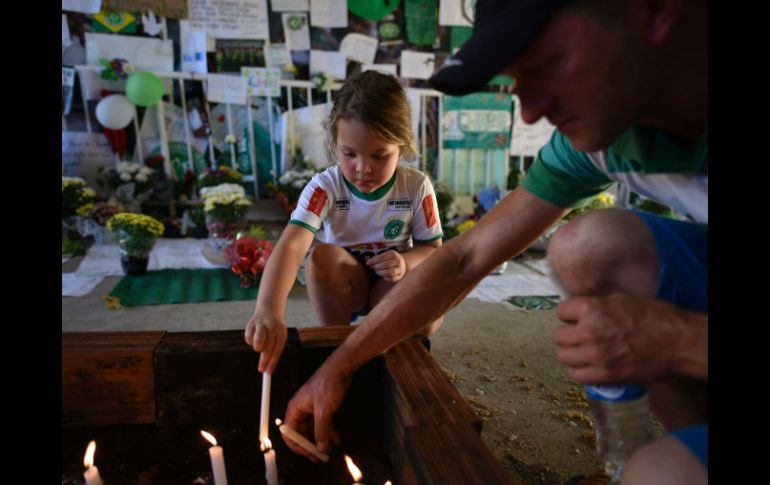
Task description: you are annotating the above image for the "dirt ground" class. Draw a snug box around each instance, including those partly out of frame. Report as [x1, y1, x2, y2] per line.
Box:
[425, 287, 601, 485]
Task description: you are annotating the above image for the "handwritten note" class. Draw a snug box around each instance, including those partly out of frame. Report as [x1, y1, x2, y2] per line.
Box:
[264, 43, 292, 69]
[400, 50, 435, 80]
[189, 0, 269, 40]
[439, 0, 474, 27]
[85, 33, 174, 72]
[310, 0, 347, 28]
[62, 132, 115, 188]
[282, 12, 310, 50]
[206, 74, 247, 105]
[270, 0, 309, 11]
[242, 67, 281, 97]
[310, 50, 346, 79]
[339, 33, 378, 64]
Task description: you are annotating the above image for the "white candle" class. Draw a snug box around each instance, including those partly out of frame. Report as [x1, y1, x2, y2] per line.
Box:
[275, 418, 330, 462]
[259, 372, 272, 442]
[83, 440, 104, 485]
[200, 430, 228, 485]
[261, 437, 279, 485]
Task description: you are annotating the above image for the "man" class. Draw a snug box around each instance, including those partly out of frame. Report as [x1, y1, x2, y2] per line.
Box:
[279, 0, 708, 482]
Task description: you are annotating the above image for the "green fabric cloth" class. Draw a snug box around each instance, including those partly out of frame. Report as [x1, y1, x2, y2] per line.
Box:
[109, 268, 257, 306]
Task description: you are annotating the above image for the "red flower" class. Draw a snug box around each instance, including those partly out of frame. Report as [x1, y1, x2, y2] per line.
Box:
[225, 236, 274, 287]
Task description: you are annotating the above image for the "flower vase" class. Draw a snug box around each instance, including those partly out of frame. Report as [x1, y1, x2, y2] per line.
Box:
[120, 254, 150, 276]
[202, 214, 243, 266]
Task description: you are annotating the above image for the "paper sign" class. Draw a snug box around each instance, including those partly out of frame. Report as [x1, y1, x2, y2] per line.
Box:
[270, 0, 309, 11]
[62, 132, 116, 188]
[264, 43, 292, 69]
[309, 50, 346, 79]
[361, 63, 398, 76]
[189, 0, 269, 40]
[85, 33, 174, 72]
[510, 95, 556, 156]
[406, 88, 423, 149]
[400, 50, 435, 79]
[206, 74, 247, 105]
[62, 14, 72, 46]
[62, 0, 102, 14]
[242, 67, 281, 97]
[310, 0, 347, 28]
[442, 93, 513, 149]
[180, 21, 208, 73]
[62, 273, 105, 297]
[439, 0, 474, 27]
[339, 33, 378, 64]
[282, 12, 311, 50]
[62, 67, 76, 115]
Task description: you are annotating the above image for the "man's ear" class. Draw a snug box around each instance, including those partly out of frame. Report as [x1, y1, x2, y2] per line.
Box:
[631, 0, 683, 44]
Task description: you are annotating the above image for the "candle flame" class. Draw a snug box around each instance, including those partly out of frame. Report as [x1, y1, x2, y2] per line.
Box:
[83, 440, 96, 468]
[261, 437, 273, 452]
[275, 418, 282, 426]
[200, 430, 218, 446]
[385, 482, 392, 485]
[344, 455, 363, 482]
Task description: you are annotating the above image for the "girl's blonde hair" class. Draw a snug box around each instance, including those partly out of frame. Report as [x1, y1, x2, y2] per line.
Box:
[325, 70, 418, 164]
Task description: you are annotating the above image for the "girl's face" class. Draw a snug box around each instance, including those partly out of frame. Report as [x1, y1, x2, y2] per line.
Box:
[336, 119, 400, 193]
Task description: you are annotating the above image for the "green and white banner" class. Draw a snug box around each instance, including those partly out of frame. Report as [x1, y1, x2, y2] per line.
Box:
[442, 93, 513, 149]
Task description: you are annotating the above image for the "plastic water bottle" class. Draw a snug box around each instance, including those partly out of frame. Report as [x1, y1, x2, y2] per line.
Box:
[585, 384, 657, 483]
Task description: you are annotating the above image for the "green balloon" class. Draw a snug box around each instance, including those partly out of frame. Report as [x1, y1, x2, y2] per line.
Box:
[348, 0, 400, 21]
[125, 71, 164, 107]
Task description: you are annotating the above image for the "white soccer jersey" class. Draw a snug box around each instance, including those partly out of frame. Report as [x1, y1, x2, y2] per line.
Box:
[289, 165, 443, 259]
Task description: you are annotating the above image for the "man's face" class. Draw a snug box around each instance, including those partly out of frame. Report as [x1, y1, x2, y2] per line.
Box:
[503, 10, 652, 151]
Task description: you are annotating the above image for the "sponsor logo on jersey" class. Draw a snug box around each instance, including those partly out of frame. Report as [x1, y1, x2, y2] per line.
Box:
[387, 198, 412, 211]
[306, 187, 328, 216]
[335, 198, 351, 211]
[422, 194, 437, 227]
[384, 219, 405, 240]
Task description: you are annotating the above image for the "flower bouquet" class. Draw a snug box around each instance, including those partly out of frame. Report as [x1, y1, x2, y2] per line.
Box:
[62, 176, 97, 220]
[75, 201, 123, 245]
[98, 161, 157, 213]
[196, 165, 244, 189]
[200, 183, 252, 240]
[107, 213, 165, 275]
[267, 165, 317, 219]
[224, 234, 275, 288]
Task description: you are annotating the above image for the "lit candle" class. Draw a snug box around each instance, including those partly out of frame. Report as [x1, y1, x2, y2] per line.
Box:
[275, 418, 330, 462]
[200, 430, 228, 485]
[344, 454, 364, 485]
[83, 440, 103, 485]
[261, 437, 278, 485]
[259, 372, 272, 442]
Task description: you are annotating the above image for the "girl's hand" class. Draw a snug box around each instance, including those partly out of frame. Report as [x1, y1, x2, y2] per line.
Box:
[367, 250, 406, 283]
[245, 313, 288, 373]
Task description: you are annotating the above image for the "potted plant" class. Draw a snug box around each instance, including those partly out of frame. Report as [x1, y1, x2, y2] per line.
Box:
[106, 212, 165, 276]
[200, 183, 252, 240]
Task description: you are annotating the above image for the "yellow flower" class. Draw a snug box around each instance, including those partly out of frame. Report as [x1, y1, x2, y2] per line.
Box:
[76, 203, 95, 216]
[456, 219, 477, 235]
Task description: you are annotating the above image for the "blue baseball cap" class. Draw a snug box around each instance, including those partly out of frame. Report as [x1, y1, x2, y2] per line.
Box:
[429, 0, 569, 95]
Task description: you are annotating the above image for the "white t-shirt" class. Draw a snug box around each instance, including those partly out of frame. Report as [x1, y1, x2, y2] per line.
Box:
[289, 165, 443, 260]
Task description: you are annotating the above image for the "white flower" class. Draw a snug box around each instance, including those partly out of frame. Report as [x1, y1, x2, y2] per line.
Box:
[136, 174, 148, 182]
[225, 134, 237, 144]
[139, 167, 153, 176]
[292, 179, 305, 188]
[120, 172, 132, 181]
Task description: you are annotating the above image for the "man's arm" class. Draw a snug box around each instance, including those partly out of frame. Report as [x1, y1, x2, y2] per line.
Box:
[282, 187, 568, 458]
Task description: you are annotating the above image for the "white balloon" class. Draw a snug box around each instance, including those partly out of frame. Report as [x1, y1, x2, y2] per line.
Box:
[95, 94, 134, 130]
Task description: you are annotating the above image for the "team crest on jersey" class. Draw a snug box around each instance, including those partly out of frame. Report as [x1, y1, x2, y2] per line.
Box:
[306, 187, 328, 216]
[335, 198, 350, 211]
[387, 198, 412, 211]
[422, 194, 437, 227]
[384, 219, 405, 240]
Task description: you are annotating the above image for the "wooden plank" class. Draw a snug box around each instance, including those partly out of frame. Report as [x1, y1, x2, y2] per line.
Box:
[297, 325, 355, 348]
[62, 332, 165, 427]
[154, 330, 262, 425]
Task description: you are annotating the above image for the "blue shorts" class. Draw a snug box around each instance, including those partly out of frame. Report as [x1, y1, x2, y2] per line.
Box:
[670, 423, 708, 468]
[633, 211, 708, 312]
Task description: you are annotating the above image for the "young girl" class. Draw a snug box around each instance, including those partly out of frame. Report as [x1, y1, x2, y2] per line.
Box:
[245, 71, 444, 373]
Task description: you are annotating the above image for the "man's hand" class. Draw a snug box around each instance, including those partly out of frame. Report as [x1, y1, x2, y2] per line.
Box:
[367, 250, 406, 282]
[244, 313, 288, 374]
[552, 294, 699, 384]
[282, 365, 350, 460]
